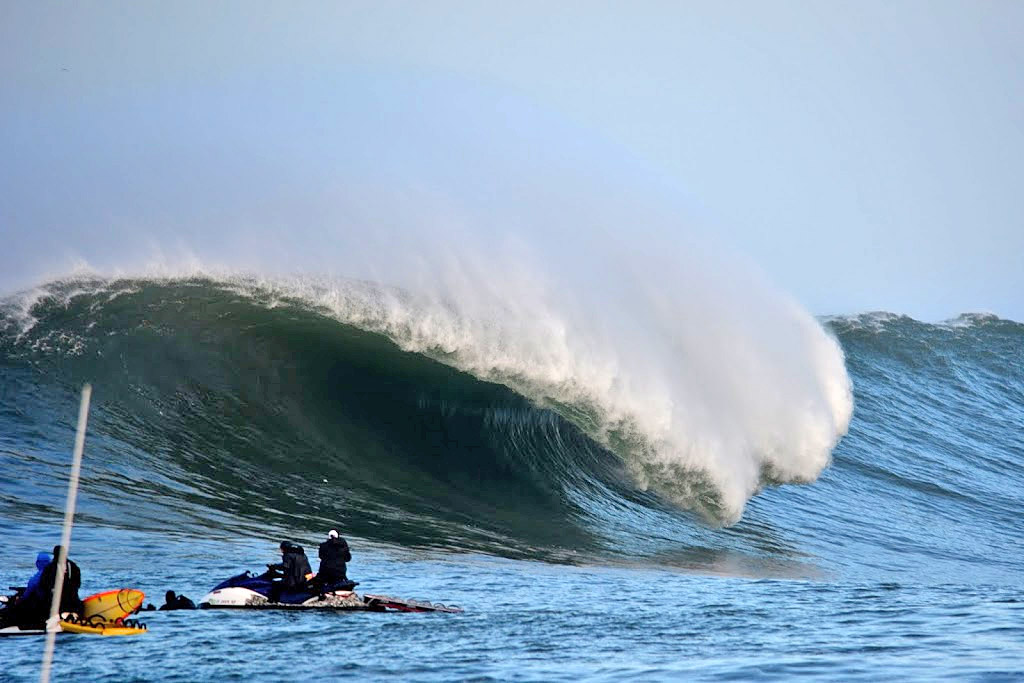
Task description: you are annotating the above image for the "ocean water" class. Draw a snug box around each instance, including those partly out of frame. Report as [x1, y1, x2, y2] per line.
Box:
[1, 276, 1022, 681]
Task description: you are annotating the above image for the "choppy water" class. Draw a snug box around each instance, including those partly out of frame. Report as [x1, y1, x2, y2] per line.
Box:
[2, 277, 1022, 680]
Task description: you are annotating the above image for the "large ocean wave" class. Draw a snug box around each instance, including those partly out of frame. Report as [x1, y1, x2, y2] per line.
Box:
[0, 269, 849, 540]
[2, 274, 1022, 581]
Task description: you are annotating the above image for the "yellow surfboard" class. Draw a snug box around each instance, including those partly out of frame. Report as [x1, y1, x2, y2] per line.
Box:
[81, 589, 145, 621]
[59, 620, 146, 636]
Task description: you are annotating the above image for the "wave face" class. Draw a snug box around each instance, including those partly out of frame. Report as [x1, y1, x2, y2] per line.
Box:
[10, 277, 1022, 584]
[0, 272, 853, 555]
[2, 276, 1023, 583]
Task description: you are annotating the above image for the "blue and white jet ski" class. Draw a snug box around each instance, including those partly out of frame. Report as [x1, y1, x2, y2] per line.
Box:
[199, 571, 461, 613]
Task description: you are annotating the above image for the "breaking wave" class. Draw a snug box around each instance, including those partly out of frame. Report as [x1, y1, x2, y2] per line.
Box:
[0, 270, 851, 549]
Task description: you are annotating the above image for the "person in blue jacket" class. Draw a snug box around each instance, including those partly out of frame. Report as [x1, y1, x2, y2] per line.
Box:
[0, 551, 53, 628]
[23, 551, 53, 602]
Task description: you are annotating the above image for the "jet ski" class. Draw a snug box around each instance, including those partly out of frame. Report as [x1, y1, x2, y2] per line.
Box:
[0, 587, 39, 635]
[1, 586, 149, 637]
[200, 570, 462, 613]
[0, 624, 47, 637]
[1, 586, 26, 607]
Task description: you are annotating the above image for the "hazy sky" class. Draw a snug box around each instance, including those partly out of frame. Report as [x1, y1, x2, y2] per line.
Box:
[2, 1, 1022, 320]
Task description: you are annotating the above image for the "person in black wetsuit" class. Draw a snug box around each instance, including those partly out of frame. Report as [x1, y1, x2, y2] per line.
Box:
[267, 541, 312, 603]
[158, 590, 196, 611]
[317, 529, 351, 588]
[37, 545, 84, 617]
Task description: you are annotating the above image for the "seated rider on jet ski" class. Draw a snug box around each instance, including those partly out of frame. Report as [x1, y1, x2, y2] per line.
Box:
[0, 551, 51, 628]
[1, 546, 82, 628]
[266, 541, 312, 603]
[314, 529, 351, 589]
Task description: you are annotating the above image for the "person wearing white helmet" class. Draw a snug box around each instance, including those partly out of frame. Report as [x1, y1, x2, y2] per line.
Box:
[317, 529, 351, 588]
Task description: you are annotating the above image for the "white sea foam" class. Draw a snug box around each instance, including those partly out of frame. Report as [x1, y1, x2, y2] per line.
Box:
[280, 249, 849, 525]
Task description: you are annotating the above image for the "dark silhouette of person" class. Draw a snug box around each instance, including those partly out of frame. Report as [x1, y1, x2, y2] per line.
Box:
[158, 590, 196, 611]
[37, 545, 84, 616]
[267, 541, 311, 603]
[317, 529, 351, 587]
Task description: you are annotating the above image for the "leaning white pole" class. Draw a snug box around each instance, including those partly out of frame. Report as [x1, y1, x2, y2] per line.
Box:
[40, 384, 91, 683]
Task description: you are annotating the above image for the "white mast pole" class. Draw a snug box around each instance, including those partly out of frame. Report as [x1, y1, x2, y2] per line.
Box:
[40, 383, 91, 683]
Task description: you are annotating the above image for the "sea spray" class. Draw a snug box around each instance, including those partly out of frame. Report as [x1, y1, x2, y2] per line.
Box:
[295, 241, 854, 525]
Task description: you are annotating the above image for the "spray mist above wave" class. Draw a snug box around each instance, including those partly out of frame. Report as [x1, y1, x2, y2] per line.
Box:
[2, 74, 852, 525]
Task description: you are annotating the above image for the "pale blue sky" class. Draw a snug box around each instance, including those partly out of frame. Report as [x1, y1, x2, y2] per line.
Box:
[2, 1, 1022, 319]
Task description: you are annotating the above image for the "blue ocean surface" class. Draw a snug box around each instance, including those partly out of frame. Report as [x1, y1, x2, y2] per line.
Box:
[1, 278, 1022, 681]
